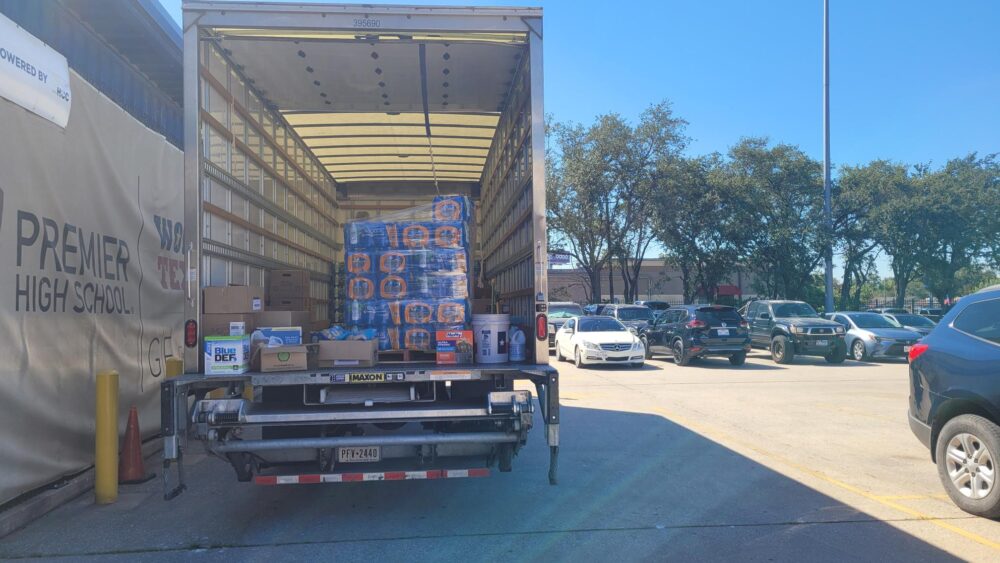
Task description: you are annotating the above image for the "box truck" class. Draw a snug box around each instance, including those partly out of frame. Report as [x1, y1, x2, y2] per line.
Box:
[161, 2, 557, 497]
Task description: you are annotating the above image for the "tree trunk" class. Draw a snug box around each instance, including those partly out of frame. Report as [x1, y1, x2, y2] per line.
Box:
[588, 269, 602, 305]
[607, 261, 615, 303]
[894, 275, 909, 308]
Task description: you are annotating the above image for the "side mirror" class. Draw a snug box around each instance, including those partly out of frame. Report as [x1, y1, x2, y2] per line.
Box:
[760, 313, 771, 321]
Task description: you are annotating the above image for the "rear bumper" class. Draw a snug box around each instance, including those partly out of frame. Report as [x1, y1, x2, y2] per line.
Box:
[691, 346, 750, 357]
[908, 408, 932, 451]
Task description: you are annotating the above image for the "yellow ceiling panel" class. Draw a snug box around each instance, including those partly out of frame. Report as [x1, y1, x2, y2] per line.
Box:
[326, 163, 482, 172]
[310, 146, 488, 158]
[320, 155, 485, 164]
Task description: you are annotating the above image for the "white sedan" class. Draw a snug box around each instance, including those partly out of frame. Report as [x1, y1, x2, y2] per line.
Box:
[554, 316, 645, 368]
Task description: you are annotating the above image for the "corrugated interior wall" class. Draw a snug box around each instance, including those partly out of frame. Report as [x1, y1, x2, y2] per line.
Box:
[479, 53, 536, 326]
[198, 41, 340, 323]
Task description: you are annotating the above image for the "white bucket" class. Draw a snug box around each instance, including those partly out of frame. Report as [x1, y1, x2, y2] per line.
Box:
[472, 314, 510, 364]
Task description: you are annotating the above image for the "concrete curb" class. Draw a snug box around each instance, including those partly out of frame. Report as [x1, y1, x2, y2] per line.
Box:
[0, 439, 161, 539]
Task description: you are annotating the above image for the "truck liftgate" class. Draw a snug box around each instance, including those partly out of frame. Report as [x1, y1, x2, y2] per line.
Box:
[161, 365, 559, 499]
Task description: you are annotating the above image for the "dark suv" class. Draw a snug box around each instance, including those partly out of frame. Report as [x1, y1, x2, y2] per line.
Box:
[908, 285, 1000, 517]
[744, 300, 847, 364]
[601, 304, 655, 331]
[640, 305, 751, 366]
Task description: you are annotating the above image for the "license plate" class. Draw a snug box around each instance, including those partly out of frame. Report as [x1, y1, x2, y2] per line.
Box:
[716, 329, 730, 336]
[815, 339, 829, 347]
[347, 372, 385, 383]
[338, 446, 380, 463]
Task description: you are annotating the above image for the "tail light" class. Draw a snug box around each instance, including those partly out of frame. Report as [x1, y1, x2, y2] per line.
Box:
[908, 342, 929, 363]
[184, 319, 198, 348]
[536, 314, 548, 341]
[739, 320, 749, 329]
[686, 319, 708, 329]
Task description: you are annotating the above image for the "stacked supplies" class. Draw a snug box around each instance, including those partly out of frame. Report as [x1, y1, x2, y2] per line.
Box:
[344, 196, 472, 352]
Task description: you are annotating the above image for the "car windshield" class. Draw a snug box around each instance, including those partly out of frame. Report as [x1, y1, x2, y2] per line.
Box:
[772, 303, 819, 318]
[578, 317, 627, 332]
[894, 314, 935, 327]
[848, 313, 897, 329]
[617, 307, 653, 321]
[549, 304, 584, 319]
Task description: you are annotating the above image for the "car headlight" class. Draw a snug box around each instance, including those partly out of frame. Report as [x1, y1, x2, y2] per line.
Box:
[583, 340, 600, 350]
[789, 325, 801, 334]
[632, 340, 643, 351]
[549, 324, 556, 334]
[835, 326, 844, 334]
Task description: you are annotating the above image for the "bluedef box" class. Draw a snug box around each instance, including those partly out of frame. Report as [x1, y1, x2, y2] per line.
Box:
[204, 335, 250, 375]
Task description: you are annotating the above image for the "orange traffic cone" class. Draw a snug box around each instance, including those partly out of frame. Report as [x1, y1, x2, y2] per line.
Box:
[119, 406, 155, 484]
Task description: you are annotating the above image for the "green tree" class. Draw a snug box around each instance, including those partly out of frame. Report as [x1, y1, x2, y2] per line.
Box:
[916, 154, 1000, 303]
[723, 138, 825, 300]
[655, 154, 744, 303]
[545, 120, 611, 302]
[589, 101, 688, 302]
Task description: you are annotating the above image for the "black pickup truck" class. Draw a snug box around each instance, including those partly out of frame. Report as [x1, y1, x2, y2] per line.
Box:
[741, 300, 847, 364]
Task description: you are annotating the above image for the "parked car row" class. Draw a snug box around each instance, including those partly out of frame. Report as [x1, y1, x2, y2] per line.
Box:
[553, 298, 941, 367]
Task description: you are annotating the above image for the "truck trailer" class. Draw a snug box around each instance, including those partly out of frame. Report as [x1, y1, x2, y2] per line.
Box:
[161, 1, 557, 498]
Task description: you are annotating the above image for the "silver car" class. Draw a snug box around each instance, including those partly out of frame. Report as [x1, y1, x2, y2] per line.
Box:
[881, 312, 937, 337]
[825, 312, 923, 361]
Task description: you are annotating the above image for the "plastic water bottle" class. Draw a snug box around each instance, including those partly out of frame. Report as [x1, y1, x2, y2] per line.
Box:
[509, 326, 526, 362]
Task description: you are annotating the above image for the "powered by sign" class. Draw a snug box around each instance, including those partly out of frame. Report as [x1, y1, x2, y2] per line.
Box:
[0, 13, 72, 127]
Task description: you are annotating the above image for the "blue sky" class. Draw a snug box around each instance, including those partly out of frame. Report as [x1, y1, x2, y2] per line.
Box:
[160, 0, 999, 167]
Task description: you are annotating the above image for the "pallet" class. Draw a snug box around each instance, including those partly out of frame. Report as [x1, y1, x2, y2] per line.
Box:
[377, 349, 438, 363]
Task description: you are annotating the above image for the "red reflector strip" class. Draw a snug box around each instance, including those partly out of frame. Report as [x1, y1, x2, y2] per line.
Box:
[253, 468, 490, 486]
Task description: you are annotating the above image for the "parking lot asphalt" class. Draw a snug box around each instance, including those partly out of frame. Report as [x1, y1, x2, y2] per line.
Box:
[3, 352, 1000, 562]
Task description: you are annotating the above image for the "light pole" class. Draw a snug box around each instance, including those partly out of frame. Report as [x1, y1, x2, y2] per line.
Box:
[823, 0, 835, 314]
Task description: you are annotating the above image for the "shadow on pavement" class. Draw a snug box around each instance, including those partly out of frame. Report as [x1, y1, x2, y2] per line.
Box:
[0, 406, 959, 562]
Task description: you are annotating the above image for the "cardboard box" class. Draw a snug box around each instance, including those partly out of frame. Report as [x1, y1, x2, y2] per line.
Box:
[269, 297, 311, 312]
[204, 335, 250, 375]
[260, 345, 308, 372]
[204, 286, 265, 314]
[256, 310, 310, 330]
[317, 340, 378, 368]
[268, 269, 310, 300]
[201, 313, 256, 337]
[256, 326, 303, 346]
[436, 330, 473, 364]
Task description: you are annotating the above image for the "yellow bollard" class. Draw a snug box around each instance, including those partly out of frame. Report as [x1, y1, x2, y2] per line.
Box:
[165, 357, 183, 379]
[95, 370, 119, 504]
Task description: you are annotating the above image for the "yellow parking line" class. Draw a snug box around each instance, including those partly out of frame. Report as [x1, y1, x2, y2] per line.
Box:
[565, 391, 1000, 552]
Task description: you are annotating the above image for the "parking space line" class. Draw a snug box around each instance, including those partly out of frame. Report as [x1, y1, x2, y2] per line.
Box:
[564, 390, 1000, 552]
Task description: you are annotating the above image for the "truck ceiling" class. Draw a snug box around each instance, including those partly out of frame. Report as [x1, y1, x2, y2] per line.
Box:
[209, 27, 528, 185]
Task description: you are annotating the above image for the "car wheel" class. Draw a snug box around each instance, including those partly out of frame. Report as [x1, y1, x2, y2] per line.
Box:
[825, 341, 847, 364]
[729, 352, 747, 366]
[771, 336, 794, 364]
[642, 338, 652, 359]
[672, 340, 690, 366]
[851, 340, 868, 361]
[935, 415, 1000, 518]
[555, 343, 565, 362]
[574, 347, 585, 369]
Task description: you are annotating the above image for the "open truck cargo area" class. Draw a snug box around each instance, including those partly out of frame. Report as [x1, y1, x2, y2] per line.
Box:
[163, 1, 555, 498]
